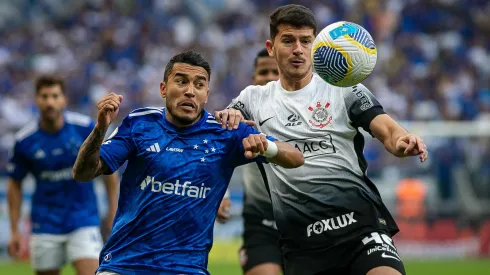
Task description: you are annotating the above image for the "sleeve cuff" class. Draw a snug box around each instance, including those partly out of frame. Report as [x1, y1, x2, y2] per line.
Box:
[358, 107, 386, 135]
[99, 149, 118, 174]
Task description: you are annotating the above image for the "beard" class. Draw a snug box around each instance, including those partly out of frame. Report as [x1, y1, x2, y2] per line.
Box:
[166, 102, 204, 126]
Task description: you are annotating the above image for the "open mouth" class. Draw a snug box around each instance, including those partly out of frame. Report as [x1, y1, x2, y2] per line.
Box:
[179, 101, 196, 111]
[291, 60, 304, 67]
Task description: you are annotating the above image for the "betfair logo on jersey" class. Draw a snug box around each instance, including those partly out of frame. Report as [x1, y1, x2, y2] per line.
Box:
[306, 212, 357, 237]
[140, 176, 211, 199]
[40, 168, 73, 181]
[287, 134, 336, 159]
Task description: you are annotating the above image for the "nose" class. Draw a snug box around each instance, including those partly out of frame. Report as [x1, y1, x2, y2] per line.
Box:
[184, 86, 196, 97]
[293, 40, 304, 56]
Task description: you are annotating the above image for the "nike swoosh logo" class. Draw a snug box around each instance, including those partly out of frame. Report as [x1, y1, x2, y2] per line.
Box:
[259, 117, 274, 126]
[381, 252, 401, 261]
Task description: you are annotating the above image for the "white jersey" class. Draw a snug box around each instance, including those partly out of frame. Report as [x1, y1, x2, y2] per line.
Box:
[229, 73, 398, 253]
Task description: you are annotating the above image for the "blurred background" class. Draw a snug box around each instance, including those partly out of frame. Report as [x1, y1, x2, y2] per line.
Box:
[0, 0, 489, 274]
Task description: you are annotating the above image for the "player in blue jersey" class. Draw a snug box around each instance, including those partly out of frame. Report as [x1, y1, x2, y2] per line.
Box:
[72, 50, 304, 275]
[7, 76, 119, 275]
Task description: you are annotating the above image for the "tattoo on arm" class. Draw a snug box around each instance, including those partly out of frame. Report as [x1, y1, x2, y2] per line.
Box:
[73, 126, 110, 180]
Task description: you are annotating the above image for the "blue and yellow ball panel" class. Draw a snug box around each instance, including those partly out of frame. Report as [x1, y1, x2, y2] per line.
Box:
[343, 22, 376, 50]
[313, 45, 348, 85]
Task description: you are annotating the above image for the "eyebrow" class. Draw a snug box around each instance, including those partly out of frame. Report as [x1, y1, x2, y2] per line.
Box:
[280, 34, 313, 39]
[174, 73, 207, 81]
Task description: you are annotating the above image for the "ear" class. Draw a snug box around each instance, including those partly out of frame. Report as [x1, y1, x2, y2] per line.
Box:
[160, 81, 166, 98]
[204, 88, 210, 104]
[266, 40, 274, 57]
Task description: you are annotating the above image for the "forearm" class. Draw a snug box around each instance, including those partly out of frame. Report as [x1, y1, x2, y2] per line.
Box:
[268, 141, 304, 168]
[7, 180, 22, 233]
[102, 173, 119, 218]
[73, 124, 109, 182]
[385, 125, 409, 157]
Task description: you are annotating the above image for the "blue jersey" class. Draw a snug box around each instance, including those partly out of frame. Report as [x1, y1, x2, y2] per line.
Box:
[97, 107, 276, 275]
[7, 112, 100, 234]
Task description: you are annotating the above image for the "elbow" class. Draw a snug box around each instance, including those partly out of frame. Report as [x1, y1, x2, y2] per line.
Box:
[72, 168, 93, 182]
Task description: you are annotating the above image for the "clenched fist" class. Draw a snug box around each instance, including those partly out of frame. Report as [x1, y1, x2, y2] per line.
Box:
[97, 93, 123, 130]
[242, 134, 270, 159]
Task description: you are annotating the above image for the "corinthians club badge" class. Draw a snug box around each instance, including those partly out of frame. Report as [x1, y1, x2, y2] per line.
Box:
[308, 101, 333, 128]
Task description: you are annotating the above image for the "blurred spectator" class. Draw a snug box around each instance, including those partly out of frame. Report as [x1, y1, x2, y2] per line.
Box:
[0, 0, 489, 188]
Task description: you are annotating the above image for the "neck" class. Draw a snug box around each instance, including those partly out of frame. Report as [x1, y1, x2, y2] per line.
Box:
[165, 111, 203, 128]
[279, 70, 313, 91]
[40, 115, 64, 133]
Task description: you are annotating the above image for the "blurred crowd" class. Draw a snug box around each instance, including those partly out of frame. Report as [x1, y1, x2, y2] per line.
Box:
[0, 0, 489, 203]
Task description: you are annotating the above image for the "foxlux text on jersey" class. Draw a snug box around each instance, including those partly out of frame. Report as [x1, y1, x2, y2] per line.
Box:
[306, 212, 357, 237]
[140, 176, 211, 199]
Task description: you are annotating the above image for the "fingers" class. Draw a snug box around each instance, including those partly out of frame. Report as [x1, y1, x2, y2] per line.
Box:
[214, 109, 244, 129]
[220, 111, 229, 129]
[98, 100, 120, 113]
[243, 120, 256, 126]
[404, 135, 417, 154]
[242, 135, 268, 159]
[242, 138, 251, 153]
[228, 111, 237, 130]
[98, 93, 123, 113]
[214, 111, 223, 123]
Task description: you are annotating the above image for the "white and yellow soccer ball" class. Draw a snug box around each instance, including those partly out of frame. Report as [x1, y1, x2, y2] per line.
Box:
[312, 21, 377, 87]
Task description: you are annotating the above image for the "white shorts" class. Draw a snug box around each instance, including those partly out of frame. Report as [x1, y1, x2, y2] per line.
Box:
[96, 272, 121, 275]
[30, 226, 103, 271]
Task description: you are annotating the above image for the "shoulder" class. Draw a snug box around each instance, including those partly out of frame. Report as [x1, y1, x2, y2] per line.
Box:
[343, 83, 376, 104]
[202, 111, 225, 129]
[14, 121, 39, 143]
[127, 107, 165, 121]
[65, 111, 93, 128]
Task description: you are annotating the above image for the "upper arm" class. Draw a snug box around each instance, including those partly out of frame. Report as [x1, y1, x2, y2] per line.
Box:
[227, 86, 255, 120]
[229, 123, 277, 167]
[7, 142, 29, 181]
[344, 84, 385, 135]
[99, 117, 135, 174]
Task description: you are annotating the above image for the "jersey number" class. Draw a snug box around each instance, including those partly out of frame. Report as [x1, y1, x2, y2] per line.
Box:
[361, 232, 395, 250]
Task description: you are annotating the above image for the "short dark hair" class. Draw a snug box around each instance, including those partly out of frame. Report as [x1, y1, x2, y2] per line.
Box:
[35, 75, 65, 94]
[163, 51, 211, 82]
[254, 48, 271, 68]
[269, 4, 317, 40]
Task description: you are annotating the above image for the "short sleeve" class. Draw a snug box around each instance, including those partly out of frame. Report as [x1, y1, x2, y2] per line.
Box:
[229, 123, 278, 167]
[227, 86, 256, 120]
[7, 142, 29, 181]
[99, 116, 135, 174]
[344, 84, 386, 134]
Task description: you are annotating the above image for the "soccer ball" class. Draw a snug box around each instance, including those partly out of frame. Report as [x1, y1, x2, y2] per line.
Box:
[312, 21, 377, 87]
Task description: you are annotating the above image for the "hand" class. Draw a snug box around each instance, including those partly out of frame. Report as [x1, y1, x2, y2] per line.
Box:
[97, 93, 123, 130]
[216, 198, 231, 223]
[243, 134, 268, 159]
[8, 231, 22, 259]
[214, 109, 255, 130]
[396, 133, 428, 162]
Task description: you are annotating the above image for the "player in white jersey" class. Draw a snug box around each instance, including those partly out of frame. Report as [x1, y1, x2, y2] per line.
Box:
[216, 4, 428, 275]
[217, 48, 282, 275]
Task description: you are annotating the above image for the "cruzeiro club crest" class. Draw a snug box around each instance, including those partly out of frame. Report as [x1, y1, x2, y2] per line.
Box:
[308, 101, 333, 128]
